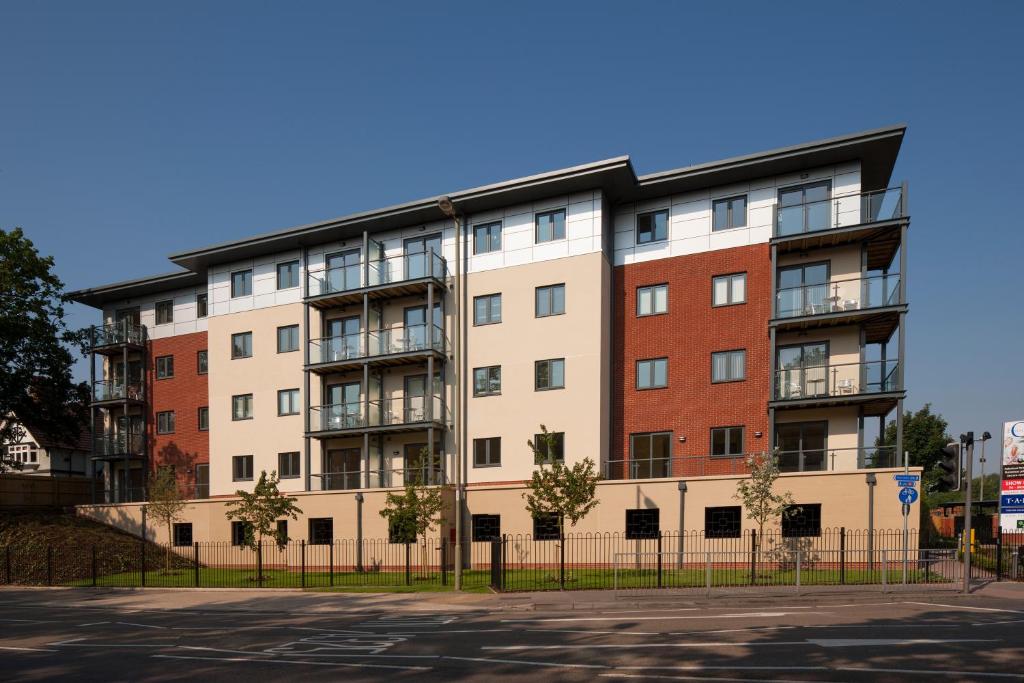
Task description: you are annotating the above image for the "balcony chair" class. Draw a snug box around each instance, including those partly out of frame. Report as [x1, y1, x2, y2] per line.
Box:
[837, 378, 856, 394]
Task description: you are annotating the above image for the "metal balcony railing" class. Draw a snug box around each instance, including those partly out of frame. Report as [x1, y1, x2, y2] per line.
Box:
[774, 359, 900, 400]
[308, 395, 447, 432]
[312, 465, 446, 491]
[306, 250, 448, 298]
[774, 273, 902, 319]
[777, 446, 900, 472]
[308, 324, 446, 365]
[774, 185, 906, 237]
[92, 380, 145, 402]
[309, 333, 365, 364]
[93, 433, 145, 457]
[89, 321, 147, 348]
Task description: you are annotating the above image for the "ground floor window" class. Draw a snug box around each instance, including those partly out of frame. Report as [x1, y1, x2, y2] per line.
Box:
[231, 521, 252, 546]
[782, 503, 822, 537]
[309, 517, 333, 545]
[472, 514, 501, 542]
[172, 522, 193, 547]
[625, 509, 660, 539]
[705, 506, 742, 538]
[276, 520, 289, 545]
[533, 512, 562, 541]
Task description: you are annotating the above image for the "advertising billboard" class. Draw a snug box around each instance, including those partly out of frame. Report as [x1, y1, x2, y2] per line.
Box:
[1001, 420, 1024, 531]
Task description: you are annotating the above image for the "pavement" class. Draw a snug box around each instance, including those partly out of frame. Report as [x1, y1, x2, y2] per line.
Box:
[2, 583, 1024, 681]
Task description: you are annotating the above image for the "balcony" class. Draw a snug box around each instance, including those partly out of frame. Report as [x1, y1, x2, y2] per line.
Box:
[93, 432, 146, 459]
[88, 321, 147, 353]
[306, 251, 448, 309]
[91, 380, 145, 405]
[311, 465, 446, 491]
[307, 323, 447, 373]
[772, 359, 902, 415]
[307, 395, 447, 437]
[772, 273, 904, 341]
[776, 446, 900, 472]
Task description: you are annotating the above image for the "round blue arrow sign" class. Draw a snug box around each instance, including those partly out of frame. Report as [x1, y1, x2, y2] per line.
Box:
[898, 487, 919, 504]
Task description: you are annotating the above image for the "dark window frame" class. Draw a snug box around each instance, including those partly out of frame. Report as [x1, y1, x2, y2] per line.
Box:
[197, 349, 208, 375]
[473, 293, 502, 326]
[625, 508, 661, 540]
[473, 437, 501, 468]
[711, 349, 747, 383]
[278, 451, 300, 478]
[197, 406, 209, 432]
[712, 272, 748, 307]
[231, 521, 252, 546]
[712, 194, 748, 231]
[473, 366, 502, 397]
[277, 325, 300, 353]
[232, 455, 254, 482]
[472, 514, 502, 542]
[231, 331, 253, 359]
[782, 503, 822, 538]
[308, 517, 334, 545]
[472, 221, 503, 255]
[636, 357, 668, 390]
[533, 431, 565, 464]
[230, 269, 253, 298]
[534, 208, 567, 243]
[535, 283, 566, 318]
[277, 388, 300, 416]
[232, 393, 254, 421]
[711, 426, 745, 458]
[155, 299, 174, 325]
[636, 208, 669, 244]
[196, 293, 208, 318]
[172, 522, 193, 547]
[637, 284, 668, 316]
[534, 358, 565, 391]
[155, 355, 174, 379]
[276, 260, 300, 290]
[705, 506, 742, 538]
[156, 410, 175, 435]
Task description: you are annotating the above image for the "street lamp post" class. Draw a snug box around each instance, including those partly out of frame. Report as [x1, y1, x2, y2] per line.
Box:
[978, 431, 992, 501]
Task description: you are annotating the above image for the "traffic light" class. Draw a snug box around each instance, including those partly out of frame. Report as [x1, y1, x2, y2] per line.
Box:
[935, 442, 962, 492]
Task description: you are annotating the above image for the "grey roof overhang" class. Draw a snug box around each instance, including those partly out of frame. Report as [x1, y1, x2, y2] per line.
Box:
[68, 270, 207, 309]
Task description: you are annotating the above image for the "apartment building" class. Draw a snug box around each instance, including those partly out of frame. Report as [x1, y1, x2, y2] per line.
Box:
[72, 125, 916, 542]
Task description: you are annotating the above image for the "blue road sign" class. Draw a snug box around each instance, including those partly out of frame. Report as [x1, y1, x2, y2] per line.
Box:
[893, 474, 920, 483]
[898, 487, 919, 504]
[1001, 494, 1024, 513]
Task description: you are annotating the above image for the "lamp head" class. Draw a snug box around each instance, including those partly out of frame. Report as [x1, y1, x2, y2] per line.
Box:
[437, 196, 455, 217]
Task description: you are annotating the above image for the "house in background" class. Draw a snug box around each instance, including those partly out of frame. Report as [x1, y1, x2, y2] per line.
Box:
[1, 417, 92, 478]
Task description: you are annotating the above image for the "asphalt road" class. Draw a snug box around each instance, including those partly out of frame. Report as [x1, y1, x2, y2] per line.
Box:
[2, 590, 1023, 682]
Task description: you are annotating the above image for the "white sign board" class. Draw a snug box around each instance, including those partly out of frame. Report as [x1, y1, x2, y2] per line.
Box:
[1001, 420, 1024, 532]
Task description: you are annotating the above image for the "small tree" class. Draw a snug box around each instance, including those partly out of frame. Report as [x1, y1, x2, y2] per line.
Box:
[379, 481, 446, 577]
[523, 425, 601, 588]
[224, 471, 302, 581]
[144, 467, 187, 574]
[734, 451, 796, 577]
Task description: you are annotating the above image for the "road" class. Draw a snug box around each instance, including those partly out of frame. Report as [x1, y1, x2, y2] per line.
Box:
[2, 589, 1023, 682]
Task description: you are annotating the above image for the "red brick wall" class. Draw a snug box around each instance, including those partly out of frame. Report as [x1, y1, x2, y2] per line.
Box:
[613, 244, 771, 476]
[147, 331, 209, 488]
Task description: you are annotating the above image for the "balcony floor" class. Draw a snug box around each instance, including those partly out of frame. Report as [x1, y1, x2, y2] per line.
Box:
[306, 348, 445, 375]
[771, 305, 905, 344]
[772, 217, 907, 270]
[306, 276, 446, 310]
[770, 390, 904, 417]
[307, 419, 447, 439]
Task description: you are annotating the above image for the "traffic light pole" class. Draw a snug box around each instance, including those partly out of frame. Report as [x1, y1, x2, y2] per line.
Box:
[962, 434, 975, 594]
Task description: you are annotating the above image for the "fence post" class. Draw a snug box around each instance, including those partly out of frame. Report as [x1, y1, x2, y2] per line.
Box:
[705, 551, 712, 597]
[559, 535, 566, 590]
[329, 541, 335, 587]
[502, 534, 508, 591]
[301, 540, 306, 588]
[839, 527, 846, 585]
[405, 543, 411, 586]
[996, 529, 1003, 581]
[194, 542, 200, 587]
[795, 549, 801, 592]
[749, 529, 757, 586]
[91, 546, 97, 587]
[140, 539, 146, 587]
[257, 541, 264, 587]
[881, 550, 888, 592]
[441, 538, 448, 587]
[656, 533, 663, 589]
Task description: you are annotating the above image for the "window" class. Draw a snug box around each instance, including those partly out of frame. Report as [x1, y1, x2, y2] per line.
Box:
[712, 350, 746, 383]
[637, 284, 668, 316]
[535, 209, 566, 243]
[156, 411, 175, 434]
[155, 355, 174, 379]
[473, 294, 502, 326]
[473, 437, 501, 467]
[473, 366, 501, 397]
[389, 518, 416, 545]
[625, 509, 660, 540]
[533, 431, 564, 463]
[231, 269, 252, 298]
[533, 512, 562, 540]
[712, 195, 747, 231]
[196, 293, 208, 318]
[197, 406, 209, 431]
[278, 452, 300, 478]
[309, 518, 333, 545]
[636, 358, 668, 389]
[277, 260, 300, 289]
[155, 300, 173, 325]
[231, 332, 253, 359]
[197, 350, 208, 374]
[534, 358, 565, 390]
[711, 426, 744, 458]
[232, 394, 254, 421]
[232, 455, 254, 481]
[630, 432, 672, 478]
[277, 325, 299, 353]
[535, 284, 566, 317]
[277, 389, 300, 416]
[705, 506, 742, 538]
[713, 273, 746, 306]
[231, 521, 252, 546]
[472, 514, 502, 542]
[782, 503, 822, 538]
[473, 221, 502, 254]
[172, 523, 193, 547]
[636, 209, 668, 244]
[275, 520, 289, 545]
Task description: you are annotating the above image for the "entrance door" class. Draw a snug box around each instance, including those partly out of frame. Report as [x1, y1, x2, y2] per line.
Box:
[776, 342, 829, 399]
[325, 316, 361, 360]
[325, 382, 361, 429]
[404, 375, 426, 423]
[778, 180, 832, 236]
[775, 421, 827, 472]
[325, 248, 361, 292]
[324, 448, 361, 490]
[776, 262, 830, 317]
[403, 304, 442, 352]
[404, 233, 442, 280]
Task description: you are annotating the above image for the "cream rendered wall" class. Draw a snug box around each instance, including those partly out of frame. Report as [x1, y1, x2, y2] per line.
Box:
[207, 302, 306, 495]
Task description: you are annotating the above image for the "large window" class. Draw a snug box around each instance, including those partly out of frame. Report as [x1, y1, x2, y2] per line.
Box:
[705, 506, 742, 538]
[231, 269, 252, 298]
[155, 355, 174, 379]
[636, 209, 668, 244]
[277, 325, 299, 353]
[636, 358, 668, 389]
[533, 512, 562, 540]
[533, 431, 564, 463]
[473, 221, 502, 254]
[637, 284, 668, 316]
[472, 514, 501, 542]
[309, 518, 333, 545]
[782, 503, 822, 538]
[277, 388, 300, 416]
[173, 523, 193, 547]
[155, 300, 174, 325]
[473, 294, 502, 325]
[473, 437, 501, 467]
[630, 432, 671, 478]
[156, 411, 175, 434]
[535, 284, 565, 317]
[535, 358, 565, 390]
[711, 426, 744, 458]
[776, 262, 829, 318]
[197, 406, 209, 431]
[232, 394, 253, 421]
[712, 195, 747, 231]
[196, 293, 208, 318]
[231, 331, 253, 359]
[278, 452, 300, 478]
[197, 350, 208, 374]
[277, 260, 300, 290]
[711, 350, 746, 383]
[473, 366, 501, 397]
[625, 509, 660, 539]
[712, 273, 746, 306]
[777, 181, 831, 236]
[535, 209, 566, 243]
[232, 455, 254, 482]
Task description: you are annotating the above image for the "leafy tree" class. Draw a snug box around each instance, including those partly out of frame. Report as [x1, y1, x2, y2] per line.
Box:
[0, 228, 88, 470]
[144, 467, 187, 574]
[877, 403, 952, 491]
[734, 451, 796, 572]
[523, 425, 601, 537]
[379, 474, 446, 575]
[224, 471, 302, 580]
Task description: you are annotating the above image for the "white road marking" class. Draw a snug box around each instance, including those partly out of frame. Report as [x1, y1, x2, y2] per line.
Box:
[502, 611, 823, 623]
[0, 618, 56, 624]
[974, 619, 1024, 626]
[601, 674, 815, 683]
[386, 629, 511, 634]
[78, 622, 109, 627]
[287, 626, 376, 636]
[836, 666, 1024, 679]
[903, 601, 1024, 614]
[807, 638, 997, 647]
[179, 646, 274, 656]
[116, 621, 166, 629]
[599, 608, 701, 614]
[616, 666, 830, 672]
[443, 655, 608, 669]
[527, 629, 664, 636]
[0, 646, 57, 653]
[152, 653, 431, 671]
[485, 641, 809, 651]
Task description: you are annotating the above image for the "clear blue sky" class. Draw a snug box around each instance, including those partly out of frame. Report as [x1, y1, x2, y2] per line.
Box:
[2, 2, 1021, 462]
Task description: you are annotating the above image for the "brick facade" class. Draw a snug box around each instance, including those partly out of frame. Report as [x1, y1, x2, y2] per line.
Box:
[147, 330, 209, 488]
[613, 243, 771, 476]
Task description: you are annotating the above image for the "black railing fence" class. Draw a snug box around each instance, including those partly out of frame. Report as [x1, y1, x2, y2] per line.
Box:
[4, 529, 1020, 591]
